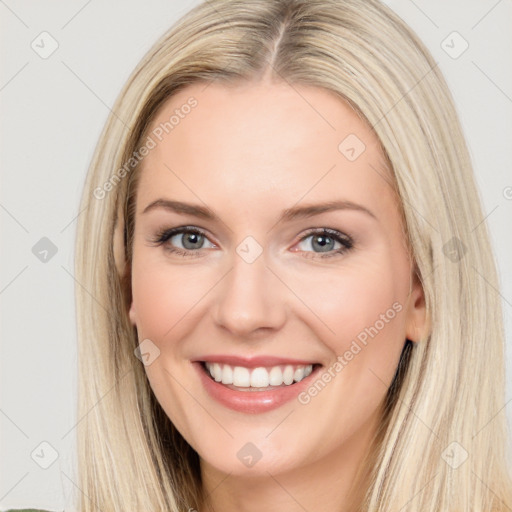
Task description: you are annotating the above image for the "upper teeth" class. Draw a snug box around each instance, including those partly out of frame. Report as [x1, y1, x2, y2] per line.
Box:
[204, 362, 314, 388]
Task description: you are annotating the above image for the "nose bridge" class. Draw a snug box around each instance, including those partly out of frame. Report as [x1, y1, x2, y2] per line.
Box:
[212, 245, 286, 336]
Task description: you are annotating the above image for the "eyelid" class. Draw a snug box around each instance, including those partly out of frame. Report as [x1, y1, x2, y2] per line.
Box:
[149, 225, 354, 259]
[298, 227, 353, 243]
[149, 225, 215, 245]
[292, 227, 354, 257]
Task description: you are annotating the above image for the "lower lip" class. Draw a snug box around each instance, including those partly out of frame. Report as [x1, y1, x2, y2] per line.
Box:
[193, 362, 321, 414]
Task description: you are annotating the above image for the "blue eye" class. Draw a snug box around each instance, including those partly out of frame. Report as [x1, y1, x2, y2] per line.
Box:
[295, 228, 353, 258]
[150, 226, 354, 259]
[151, 226, 215, 257]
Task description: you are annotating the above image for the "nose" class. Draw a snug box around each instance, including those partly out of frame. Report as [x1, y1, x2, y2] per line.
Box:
[211, 251, 287, 339]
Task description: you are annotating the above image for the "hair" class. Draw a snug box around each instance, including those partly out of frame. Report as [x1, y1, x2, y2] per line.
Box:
[73, 0, 512, 510]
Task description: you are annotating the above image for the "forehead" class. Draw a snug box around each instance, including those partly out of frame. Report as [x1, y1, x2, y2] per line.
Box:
[136, 80, 394, 215]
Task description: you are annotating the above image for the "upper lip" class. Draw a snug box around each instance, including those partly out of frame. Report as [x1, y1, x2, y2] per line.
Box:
[194, 355, 320, 368]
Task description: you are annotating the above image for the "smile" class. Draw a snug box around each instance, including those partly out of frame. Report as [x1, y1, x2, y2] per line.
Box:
[194, 359, 323, 413]
[203, 361, 314, 389]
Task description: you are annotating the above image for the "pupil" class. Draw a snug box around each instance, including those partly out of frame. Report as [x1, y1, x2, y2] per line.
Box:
[313, 235, 334, 252]
[183, 232, 202, 249]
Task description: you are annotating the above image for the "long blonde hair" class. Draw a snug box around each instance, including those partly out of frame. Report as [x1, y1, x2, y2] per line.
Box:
[74, 0, 512, 510]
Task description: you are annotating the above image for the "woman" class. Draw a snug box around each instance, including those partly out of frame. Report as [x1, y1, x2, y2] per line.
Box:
[9, 0, 511, 510]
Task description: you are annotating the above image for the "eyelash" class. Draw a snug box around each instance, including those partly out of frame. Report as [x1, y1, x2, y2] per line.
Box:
[149, 226, 354, 259]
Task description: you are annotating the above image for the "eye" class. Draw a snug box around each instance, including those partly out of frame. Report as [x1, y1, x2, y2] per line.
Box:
[150, 226, 216, 257]
[294, 228, 354, 259]
[149, 226, 354, 259]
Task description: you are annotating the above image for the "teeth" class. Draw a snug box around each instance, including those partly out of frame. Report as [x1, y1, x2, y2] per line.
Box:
[283, 365, 294, 385]
[204, 362, 314, 388]
[213, 363, 222, 382]
[293, 366, 304, 382]
[232, 366, 250, 387]
[250, 367, 269, 387]
[221, 364, 233, 385]
[269, 366, 283, 386]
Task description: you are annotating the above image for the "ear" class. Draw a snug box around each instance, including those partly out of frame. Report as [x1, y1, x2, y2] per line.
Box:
[113, 198, 137, 327]
[405, 272, 428, 343]
[128, 301, 137, 326]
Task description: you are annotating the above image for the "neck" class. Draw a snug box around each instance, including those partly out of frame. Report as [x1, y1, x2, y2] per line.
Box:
[198, 408, 384, 512]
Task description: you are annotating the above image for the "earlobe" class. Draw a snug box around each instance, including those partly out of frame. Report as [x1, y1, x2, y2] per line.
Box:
[405, 275, 429, 343]
[128, 302, 137, 326]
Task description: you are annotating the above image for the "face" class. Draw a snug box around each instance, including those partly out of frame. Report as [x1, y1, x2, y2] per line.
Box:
[128, 80, 426, 480]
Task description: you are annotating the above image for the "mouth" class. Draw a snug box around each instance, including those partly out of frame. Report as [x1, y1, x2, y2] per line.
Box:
[199, 361, 322, 392]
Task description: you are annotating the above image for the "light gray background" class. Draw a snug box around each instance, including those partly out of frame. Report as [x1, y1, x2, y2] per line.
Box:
[1, 0, 511, 509]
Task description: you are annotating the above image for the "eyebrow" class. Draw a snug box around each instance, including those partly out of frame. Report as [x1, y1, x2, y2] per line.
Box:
[142, 198, 377, 223]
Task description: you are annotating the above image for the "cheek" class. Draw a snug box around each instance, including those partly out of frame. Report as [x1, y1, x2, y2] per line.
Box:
[287, 261, 410, 445]
[129, 254, 208, 440]
[130, 254, 212, 341]
[290, 253, 410, 372]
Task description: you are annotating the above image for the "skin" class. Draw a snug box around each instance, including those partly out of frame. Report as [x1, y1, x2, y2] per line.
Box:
[128, 79, 427, 512]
